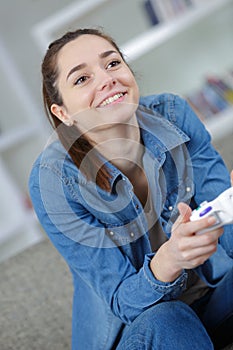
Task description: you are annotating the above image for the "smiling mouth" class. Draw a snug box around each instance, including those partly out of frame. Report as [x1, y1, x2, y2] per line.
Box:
[99, 92, 125, 107]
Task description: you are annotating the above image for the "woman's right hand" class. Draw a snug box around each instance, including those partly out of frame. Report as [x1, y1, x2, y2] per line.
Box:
[150, 202, 223, 283]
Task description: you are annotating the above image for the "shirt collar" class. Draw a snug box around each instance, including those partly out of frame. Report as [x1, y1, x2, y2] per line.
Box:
[137, 104, 190, 155]
[106, 104, 190, 190]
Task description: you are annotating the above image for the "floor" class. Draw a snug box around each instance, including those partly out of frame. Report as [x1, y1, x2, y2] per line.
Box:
[0, 239, 72, 350]
[0, 238, 233, 349]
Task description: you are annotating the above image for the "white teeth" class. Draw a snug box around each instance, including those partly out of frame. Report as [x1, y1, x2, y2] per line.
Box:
[100, 93, 124, 107]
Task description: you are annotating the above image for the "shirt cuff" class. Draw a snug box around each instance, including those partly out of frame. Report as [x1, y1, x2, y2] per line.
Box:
[143, 253, 188, 299]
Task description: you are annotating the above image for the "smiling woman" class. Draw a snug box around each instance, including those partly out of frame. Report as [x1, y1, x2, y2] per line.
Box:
[51, 34, 139, 132]
[29, 28, 233, 350]
[42, 29, 139, 191]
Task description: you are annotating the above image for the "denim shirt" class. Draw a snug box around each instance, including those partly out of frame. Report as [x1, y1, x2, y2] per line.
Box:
[29, 93, 233, 350]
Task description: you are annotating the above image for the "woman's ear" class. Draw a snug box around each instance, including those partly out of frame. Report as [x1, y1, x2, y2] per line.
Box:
[50, 103, 73, 126]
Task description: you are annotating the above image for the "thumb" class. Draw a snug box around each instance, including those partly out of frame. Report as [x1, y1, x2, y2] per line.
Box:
[172, 202, 192, 235]
[177, 202, 192, 223]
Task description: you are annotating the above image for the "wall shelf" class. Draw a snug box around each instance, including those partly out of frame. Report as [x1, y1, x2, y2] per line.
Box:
[122, 0, 232, 62]
[205, 107, 233, 141]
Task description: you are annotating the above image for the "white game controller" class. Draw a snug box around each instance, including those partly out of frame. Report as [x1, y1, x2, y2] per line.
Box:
[190, 187, 233, 234]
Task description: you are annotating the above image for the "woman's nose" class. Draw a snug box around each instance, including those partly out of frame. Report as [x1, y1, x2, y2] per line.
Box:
[96, 70, 116, 91]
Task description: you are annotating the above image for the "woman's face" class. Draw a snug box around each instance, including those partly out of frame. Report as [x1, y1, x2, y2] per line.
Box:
[51, 34, 140, 134]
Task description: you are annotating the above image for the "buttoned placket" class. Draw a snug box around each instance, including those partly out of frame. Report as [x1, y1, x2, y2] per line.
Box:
[107, 175, 146, 243]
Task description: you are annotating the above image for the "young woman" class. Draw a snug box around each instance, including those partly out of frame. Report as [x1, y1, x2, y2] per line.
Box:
[29, 28, 233, 350]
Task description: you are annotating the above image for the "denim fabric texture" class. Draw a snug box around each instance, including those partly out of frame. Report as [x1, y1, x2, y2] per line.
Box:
[116, 301, 214, 350]
[29, 93, 233, 349]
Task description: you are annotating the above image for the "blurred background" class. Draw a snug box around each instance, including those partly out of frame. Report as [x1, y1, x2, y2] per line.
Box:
[0, 0, 233, 261]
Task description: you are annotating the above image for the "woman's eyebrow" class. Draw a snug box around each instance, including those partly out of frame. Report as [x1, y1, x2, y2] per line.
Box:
[99, 50, 118, 59]
[66, 50, 118, 81]
[66, 63, 86, 81]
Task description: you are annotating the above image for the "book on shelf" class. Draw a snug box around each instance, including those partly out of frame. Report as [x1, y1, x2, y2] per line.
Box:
[206, 76, 233, 104]
[155, 0, 175, 21]
[144, 0, 215, 26]
[186, 90, 215, 121]
[202, 83, 229, 113]
[185, 71, 233, 122]
[222, 71, 233, 98]
[144, 0, 160, 26]
[144, 0, 194, 26]
[191, 0, 211, 5]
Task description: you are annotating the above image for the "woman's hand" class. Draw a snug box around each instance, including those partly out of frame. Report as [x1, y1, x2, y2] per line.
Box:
[150, 170, 233, 283]
[150, 203, 223, 283]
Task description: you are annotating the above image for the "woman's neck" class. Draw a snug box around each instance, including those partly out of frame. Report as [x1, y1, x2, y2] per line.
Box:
[83, 113, 148, 206]
[98, 126, 148, 207]
[94, 117, 143, 175]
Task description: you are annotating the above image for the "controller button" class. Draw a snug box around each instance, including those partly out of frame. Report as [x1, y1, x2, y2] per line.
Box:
[199, 206, 212, 217]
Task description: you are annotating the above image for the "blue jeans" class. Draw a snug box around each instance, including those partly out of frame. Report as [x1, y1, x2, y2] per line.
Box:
[116, 301, 213, 350]
[192, 266, 233, 349]
[117, 267, 233, 350]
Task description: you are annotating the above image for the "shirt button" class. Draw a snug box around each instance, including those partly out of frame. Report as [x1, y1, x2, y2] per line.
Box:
[130, 232, 135, 238]
[109, 231, 114, 236]
[168, 206, 173, 211]
[186, 186, 191, 192]
[135, 204, 139, 210]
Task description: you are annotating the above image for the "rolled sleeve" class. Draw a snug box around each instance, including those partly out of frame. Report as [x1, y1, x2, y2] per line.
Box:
[143, 254, 188, 299]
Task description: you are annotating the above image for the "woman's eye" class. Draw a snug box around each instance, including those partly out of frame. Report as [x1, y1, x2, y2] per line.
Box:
[74, 76, 88, 85]
[107, 60, 121, 69]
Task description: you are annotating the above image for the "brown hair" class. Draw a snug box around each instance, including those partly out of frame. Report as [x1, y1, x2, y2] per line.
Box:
[41, 28, 128, 191]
